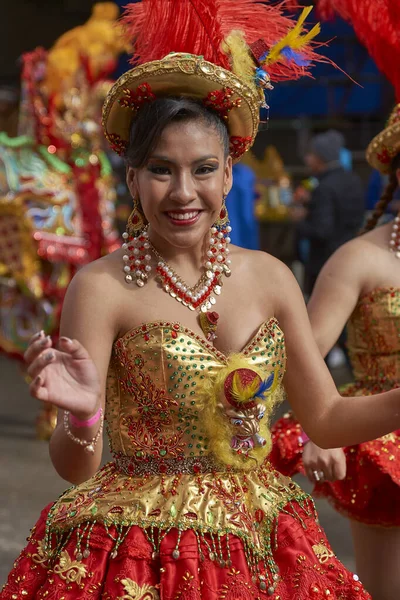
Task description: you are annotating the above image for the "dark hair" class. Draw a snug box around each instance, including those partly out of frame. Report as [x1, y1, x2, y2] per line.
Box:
[125, 97, 230, 168]
[361, 153, 400, 234]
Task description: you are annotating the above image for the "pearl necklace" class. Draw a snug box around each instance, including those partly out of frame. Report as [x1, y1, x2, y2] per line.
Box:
[122, 225, 232, 313]
[389, 214, 400, 257]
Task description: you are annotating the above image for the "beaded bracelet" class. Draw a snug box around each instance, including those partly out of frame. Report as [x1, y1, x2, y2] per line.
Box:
[63, 408, 104, 454]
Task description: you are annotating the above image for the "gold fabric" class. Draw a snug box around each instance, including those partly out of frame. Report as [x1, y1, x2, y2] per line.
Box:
[47, 319, 313, 550]
[346, 288, 400, 391]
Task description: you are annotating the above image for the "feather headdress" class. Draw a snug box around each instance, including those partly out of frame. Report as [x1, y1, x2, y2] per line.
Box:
[103, 0, 329, 159]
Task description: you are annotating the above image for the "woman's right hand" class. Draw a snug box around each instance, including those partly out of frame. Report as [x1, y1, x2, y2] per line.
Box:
[302, 440, 347, 483]
[24, 331, 101, 420]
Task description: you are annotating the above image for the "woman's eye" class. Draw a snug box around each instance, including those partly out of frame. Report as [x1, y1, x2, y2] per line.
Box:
[148, 166, 170, 175]
[196, 165, 217, 175]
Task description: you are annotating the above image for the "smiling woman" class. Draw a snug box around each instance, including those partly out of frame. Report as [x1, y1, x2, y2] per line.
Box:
[2, 1, 399, 600]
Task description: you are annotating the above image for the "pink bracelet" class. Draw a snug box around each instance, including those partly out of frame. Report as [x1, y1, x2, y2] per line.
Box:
[69, 407, 103, 429]
[298, 430, 310, 446]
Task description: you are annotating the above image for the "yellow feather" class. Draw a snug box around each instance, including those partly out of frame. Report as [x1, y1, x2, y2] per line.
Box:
[292, 23, 321, 50]
[230, 371, 260, 403]
[266, 7, 319, 65]
[197, 354, 284, 470]
[222, 31, 256, 90]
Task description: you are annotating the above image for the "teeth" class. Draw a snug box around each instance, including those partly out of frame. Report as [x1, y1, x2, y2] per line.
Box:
[168, 211, 199, 221]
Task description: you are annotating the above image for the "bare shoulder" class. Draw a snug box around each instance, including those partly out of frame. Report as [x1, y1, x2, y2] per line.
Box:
[320, 226, 391, 285]
[231, 245, 299, 300]
[64, 249, 125, 319]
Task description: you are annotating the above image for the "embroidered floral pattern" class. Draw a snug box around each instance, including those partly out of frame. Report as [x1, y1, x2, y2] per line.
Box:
[174, 571, 201, 599]
[53, 550, 88, 585]
[218, 568, 258, 599]
[118, 577, 160, 599]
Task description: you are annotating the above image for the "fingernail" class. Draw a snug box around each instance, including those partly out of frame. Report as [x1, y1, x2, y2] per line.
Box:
[40, 336, 50, 347]
[60, 337, 72, 344]
[35, 375, 43, 385]
[34, 330, 44, 340]
[44, 351, 54, 361]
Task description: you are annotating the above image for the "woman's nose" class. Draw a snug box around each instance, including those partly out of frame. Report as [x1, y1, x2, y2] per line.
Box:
[169, 173, 197, 204]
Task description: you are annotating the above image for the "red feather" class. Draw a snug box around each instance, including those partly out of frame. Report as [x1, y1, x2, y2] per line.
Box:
[122, 0, 330, 83]
[122, 0, 230, 69]
[317, 0, 400, 100]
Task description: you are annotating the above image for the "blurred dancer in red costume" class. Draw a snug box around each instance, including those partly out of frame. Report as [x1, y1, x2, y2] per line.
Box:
[2, 1, 395, 598]
[0, 3, 123, 438]
[271, 2, 400, 598]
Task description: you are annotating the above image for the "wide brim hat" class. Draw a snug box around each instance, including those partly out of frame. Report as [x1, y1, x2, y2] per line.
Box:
[366, 104, 400, 174]
[102, 1, 327, 162]
[102, 53, 263, 161]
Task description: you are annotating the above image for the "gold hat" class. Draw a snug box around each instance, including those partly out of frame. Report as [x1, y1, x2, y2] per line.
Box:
[102, 1, 325, 162]
[366, 104, 400, 174]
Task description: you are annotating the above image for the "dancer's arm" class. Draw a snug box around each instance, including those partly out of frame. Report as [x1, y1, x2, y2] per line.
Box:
[274, 261, 400, 449]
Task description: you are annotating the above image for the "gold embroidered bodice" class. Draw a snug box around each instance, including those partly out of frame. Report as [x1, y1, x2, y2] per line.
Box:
[46, 318, 311, 563]
[346, 288, 400, 391]
[106, 319, 285, 464]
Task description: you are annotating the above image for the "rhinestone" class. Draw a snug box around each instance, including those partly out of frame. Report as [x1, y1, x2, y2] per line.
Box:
[122, 254, 129, 261]
[214, 286, 221, 295]
[152, 551, 159, 560]
[125, 274, 133, 283]
[84, 444, 95, 454]
[209, 552, 215, 561]
[83, 549, 90, 559]
[172, 549, 180, 559]
[210, 296, 216, 305]
[123, 265, 131, 273]
[201, 304, 208, 313]
[189, 305, 195, 311]
[170, 291, 176, 298]
[111, 550, 118, 559]
[136, 279, 145, 287]
[206, 270, 213, 279]
[76, 552, 83, 560]
[267, 585, 275, 594]
[122, 232, 129, 239]
[205, 301, 212, 310]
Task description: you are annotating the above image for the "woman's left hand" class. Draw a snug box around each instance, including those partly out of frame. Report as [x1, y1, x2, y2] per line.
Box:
[302, 440, 347, 483]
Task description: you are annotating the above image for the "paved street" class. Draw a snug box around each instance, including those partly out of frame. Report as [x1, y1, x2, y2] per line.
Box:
[0, 354, 355, 586]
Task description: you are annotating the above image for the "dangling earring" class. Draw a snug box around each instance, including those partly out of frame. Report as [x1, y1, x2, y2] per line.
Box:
[125, 195, 147, 237]
[206, 195, 232, 277]
[122, 196, 152, 286]
[215, 195, 230, 230]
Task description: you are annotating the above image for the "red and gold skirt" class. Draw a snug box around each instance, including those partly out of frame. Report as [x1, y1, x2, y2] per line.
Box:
[1, 501, 369, 600]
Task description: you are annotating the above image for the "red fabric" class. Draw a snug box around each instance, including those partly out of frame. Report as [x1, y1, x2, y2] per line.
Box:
[0, 502, 370, 599]
[316, 0, 400, 101]
[270, 413, 305, 477]
[270, 413, 400, 526]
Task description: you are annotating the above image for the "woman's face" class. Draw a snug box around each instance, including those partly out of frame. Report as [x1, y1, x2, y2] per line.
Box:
[126, 119, 232, 249]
